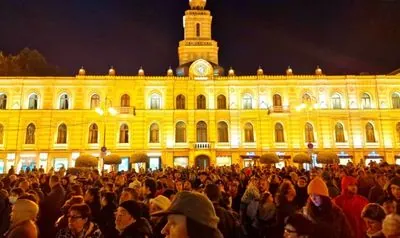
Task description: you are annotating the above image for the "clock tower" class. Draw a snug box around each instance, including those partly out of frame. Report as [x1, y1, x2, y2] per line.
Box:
[178, 0, 219, 67]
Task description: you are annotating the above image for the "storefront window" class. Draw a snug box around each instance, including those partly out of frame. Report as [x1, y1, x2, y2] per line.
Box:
[6, 153, 15, 172]
[396, 158, 400, 166]
[18, 155, 36, 172]
[54, 158, 68, 171]
[0, 160, 4, 174]
[365, 158, 382, 166]
[339, 158, 351, 166]
[174, 157, 188, 168]
[149, 157, 160, 170]
[118, 157, 129, 172]
[243, 159, 254, 168]
[133, 163, 146, 172]
[39, 153, 48, 172]
[216, 156, 231, 166]
[275, 160, 285, 169]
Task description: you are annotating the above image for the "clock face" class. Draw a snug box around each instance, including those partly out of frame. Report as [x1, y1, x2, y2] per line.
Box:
[190, 59, 213, 78]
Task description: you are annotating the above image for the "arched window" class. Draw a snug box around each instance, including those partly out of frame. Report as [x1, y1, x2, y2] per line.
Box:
[121, 94, 130, 107]
[0, 124, 3, 144]
[392, 93, 400, 109]
[332, 93, 342, 109]
[196, 121, 207, 142]
[396, 122, 400, 142]
[150, 93, 161, 109]
[57, 123, 67, 144]
[176, 94, 185, 109]
[175, 122, 186, 143]
[243, 94, 253, 109]
[217, 95, 227, 109]
[59, 94, 69, 110]
[361, 93, 371, 109]
[302, 94, 312, 104]
[196, 23, 201, 37]
[244, 123, 255, 142]
[366, 122, 376, 143]
[305, 122, 315, 142]
[88, 123, 98, 144]
[25, 123, 35, 144]
[197, 95, 206, 109]
[273, 94, 282, 107]
[275, 123, 284, 142]
[0, 94, 7, 109]
[119, 124, 129, 143]
[335, 123, 345, 143]
[217, 121, 229, 142]
[150, 123, 159, 143]
[90, 94, 100, 109]
[28, 94, 38, 109]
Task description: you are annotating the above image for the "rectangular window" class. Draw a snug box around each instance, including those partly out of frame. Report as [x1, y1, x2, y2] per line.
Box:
[149, 157, 160, 170]
[54, 158, 68, 171]
[243, 98, 252, 109]
[118, 157, 130, 172]
[216, 157, 231, 166]
[151, 98, 160, 109]
[173, 157, 188, 168]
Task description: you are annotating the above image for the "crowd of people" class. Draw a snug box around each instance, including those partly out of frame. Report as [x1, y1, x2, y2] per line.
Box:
[0, 161, 400, 238]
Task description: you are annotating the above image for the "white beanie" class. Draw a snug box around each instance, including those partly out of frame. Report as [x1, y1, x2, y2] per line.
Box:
[383, 214, 400, 237]
[12, 199, 39, 224]
[129, 180, 141, 189]
[150, 195, 171, 211]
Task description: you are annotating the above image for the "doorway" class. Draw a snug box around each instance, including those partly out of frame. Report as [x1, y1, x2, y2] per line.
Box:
[195, 155, 210, 169]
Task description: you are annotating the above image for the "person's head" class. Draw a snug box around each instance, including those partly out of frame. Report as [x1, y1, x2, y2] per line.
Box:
[68, 204, 91, 233]
[199, 172, 208, 183]
[115, 200, 142, 232]
[91, 169, 99, 180]
[284, 213, 314, 238]
[61, 177, 69, 186]
[183, 180, 192, 191]
[115, 175, 126, 186]
[71, 184, 83, 195]
[297, 176, 308, 188]
[84, 187, 100, 204]
[361, 203, 386, 235]
[204, 184, 221, 203]
[382, 214, 400, 238]
[18, 180, 30, 192]
[62, 196, 84, 215]
[19, 193, 38, 204]
[49, 175, 60, 188]
[259, 178, 269, 192]
[158, 191, 220, 238]
[310, 170, 318, 180]
[375, 173, 387, 187]
[383, 200, 396, 215]
[11, 199, 39, 225]
[175, 180, 183, 192]
[277, 181, 296, 204]
[229, 182, 239, 195]
[142, 178, 157, 198]
[307, 177, 330, 207]
[101, 192, 116, 208]
[9, 188, 24, 204]
[150, 195, 171, 214]
[341, 176, 358, 195]
[390, 177, 400, 201]
[120, 187, 138, 204]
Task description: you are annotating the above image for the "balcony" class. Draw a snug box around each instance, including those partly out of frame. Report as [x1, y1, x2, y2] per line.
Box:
[194, 142, 211, 149]
[273, 106, 283, 112]
[119, 107, 131, 114]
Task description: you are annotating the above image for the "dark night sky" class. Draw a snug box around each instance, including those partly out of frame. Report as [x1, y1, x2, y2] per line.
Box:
[1, 0, 400, 76]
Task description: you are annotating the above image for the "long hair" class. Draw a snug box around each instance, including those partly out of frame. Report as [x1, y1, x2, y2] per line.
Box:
[275, 181, 294, 206]
[187, 217, 223, 238]
[306, 195, 333, 221]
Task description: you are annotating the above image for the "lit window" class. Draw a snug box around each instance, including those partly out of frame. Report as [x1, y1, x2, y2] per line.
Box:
[366, 122, 376, 143]
[305, 122, 315, 142]
[150, 94, 161, 109]
[196, 121, 207, 142]
[175, 122, 186, 143]
[244, 123, 254, 142]
[150, 123, 159, 143]
[275, 123, 284, 142]
[0, 94, 7, 109]
[392, 93, 400, 109]
[28, 94, 38, 109]
[121, 94, 130, 107]
[59, 94, 69, 110]
[119, 124, 129, 143]
[331, 93, 342, 109]
[243, 94, 252, 109]
[25, 123, 36, 144]
[361, 93, 371, 109]
[88, 123, 98, 144]
[90, 94, 100, 109]
[57, 123, 67, 144]
[335, 123, 345, 142]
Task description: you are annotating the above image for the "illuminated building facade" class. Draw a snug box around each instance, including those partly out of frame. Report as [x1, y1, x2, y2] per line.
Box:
[1, 0, 400, 172]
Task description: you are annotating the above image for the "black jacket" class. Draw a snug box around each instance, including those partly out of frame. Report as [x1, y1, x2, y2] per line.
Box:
[98, 204, 117, 238]
[0, 195, 11, 235]
[117, 218, 153, 238]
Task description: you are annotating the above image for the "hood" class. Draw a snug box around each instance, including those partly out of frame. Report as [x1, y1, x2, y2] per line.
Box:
[341, 176, 357, 195]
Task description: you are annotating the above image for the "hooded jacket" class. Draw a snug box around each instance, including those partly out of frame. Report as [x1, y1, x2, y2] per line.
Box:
[333, 176, 369, 238]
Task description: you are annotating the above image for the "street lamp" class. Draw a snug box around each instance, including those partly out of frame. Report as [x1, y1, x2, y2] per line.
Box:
[95, 96, 117, 171]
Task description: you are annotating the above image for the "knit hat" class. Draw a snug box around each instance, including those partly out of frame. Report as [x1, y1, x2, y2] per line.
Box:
[307, 177, 329, 197]
[150, 195, 171, 211]
[119, 200, 142, 220]
[12, 199, 39, 224]
[390, 177, 400, 187]
[153, 191, 220, 229]
[383, 214, 400, 237]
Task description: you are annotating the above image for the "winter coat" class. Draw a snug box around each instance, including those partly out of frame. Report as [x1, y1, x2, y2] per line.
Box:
[55, 222, 102, 238]
[117, 218, 153, 238]
[86, 201, 101, 224]
[98, 204, 117, 238]
[214, 203, 240, 238]
[295, 185, 308, 209]
[151, 216, 168, 238]
[38, 183, 66, 238]
[276, 201, 297, 237]
[333, 176, 369, 238]
[5, 220, 38, 238]
[304, 201, 353, 238]
[0, 195, 11, 235]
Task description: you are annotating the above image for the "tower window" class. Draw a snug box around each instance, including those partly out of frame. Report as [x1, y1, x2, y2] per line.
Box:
[196, 23, 201, 37]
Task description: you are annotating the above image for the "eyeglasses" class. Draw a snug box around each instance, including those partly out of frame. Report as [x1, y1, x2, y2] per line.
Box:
[284, 228, 297, 234]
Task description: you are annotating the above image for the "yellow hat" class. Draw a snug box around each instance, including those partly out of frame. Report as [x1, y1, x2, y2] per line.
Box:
[307, 177, 329, 197]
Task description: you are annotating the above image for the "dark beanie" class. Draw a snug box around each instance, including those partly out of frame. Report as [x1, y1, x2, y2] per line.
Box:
[119, 200, 142, 219]
[390, 177, 400, 187]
